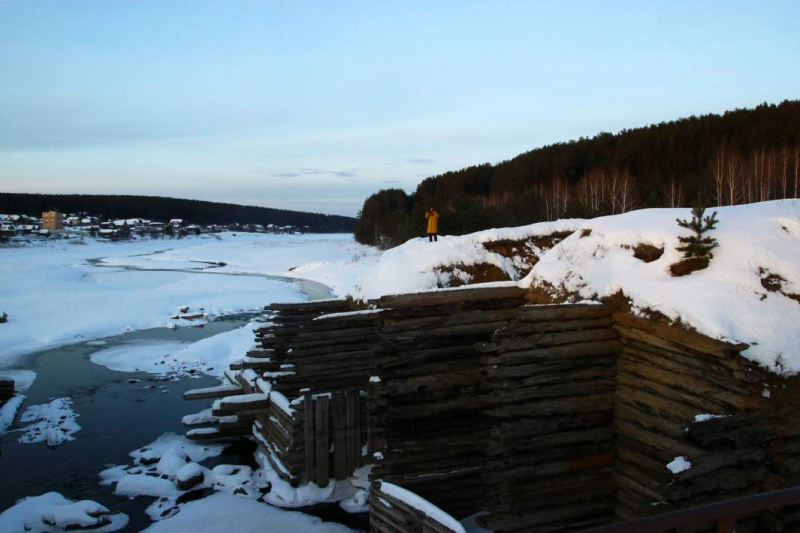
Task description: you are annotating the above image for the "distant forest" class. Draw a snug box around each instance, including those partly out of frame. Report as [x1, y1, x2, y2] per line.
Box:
[355, 100, 800, 248]
[0, 193, 356, 233]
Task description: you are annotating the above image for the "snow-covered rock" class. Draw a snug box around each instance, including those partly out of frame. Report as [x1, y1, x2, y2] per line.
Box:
[176, 463, 205, 490]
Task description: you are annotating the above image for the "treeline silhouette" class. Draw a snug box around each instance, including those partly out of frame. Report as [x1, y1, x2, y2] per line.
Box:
[355, 100, 800, 248]
[0, 193, 356, 232]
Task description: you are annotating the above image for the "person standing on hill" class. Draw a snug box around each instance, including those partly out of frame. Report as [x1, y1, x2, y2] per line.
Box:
[425, 207, 439, 242]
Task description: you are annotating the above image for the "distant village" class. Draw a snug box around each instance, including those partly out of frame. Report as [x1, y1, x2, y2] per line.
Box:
[0, 209, 308, 241]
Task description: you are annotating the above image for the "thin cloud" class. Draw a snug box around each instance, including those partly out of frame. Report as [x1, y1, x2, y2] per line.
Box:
[270, 168, 358, 179]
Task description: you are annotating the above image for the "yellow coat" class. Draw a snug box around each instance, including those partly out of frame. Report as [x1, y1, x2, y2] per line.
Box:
[425, 211, 439, 233]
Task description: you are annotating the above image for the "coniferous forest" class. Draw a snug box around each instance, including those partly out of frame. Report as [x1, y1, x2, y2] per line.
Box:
[355, 100, 800, 248]
[0, 193, 356, 232]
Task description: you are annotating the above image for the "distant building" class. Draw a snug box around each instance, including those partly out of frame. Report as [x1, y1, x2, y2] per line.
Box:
[169, 219, 184, 228]
[42, 210, 63, 231]
[0, 222, 15, 239]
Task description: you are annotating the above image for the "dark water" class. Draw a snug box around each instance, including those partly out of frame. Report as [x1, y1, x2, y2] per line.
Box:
[0, 318, 367, 531]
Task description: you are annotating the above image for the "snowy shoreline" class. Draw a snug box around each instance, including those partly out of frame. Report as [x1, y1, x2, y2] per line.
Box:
[0, 233, 379, 370]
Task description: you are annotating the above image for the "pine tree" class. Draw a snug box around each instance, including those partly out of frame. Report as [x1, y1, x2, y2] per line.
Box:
[676, 206, 719, 259]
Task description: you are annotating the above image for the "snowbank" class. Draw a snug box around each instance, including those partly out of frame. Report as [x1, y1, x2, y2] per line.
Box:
[347, 200, 800, 374]
[90, 322, 258, 378]
[0, 369, 36, 437]
[351, 219, 582, 300]
[141, 493, 355, 533]
[527, 200, 800, 373]
[0, 492, 129, 532]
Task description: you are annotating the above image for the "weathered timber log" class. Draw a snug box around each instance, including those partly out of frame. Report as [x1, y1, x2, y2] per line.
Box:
[483, 362, 615, 387]
[373, 285, 527, 307]
[485, 327, 619, 353]
[183, 384, 244, 400]
[617, 368, 749, 414]
[492, 316, 613, 337]
[483, 393, 615, 418]
[616, 419, 704, 458]
[620, 342, 762, 390]
[517, 303, 612, 321]
[265, 299, 352, 313]
[613, 312, 749, 356]
[381, 308, 520, 333]
[481, 339, 621, 364]
[479, 496, 615, 532]
[485, 379, 615, 403]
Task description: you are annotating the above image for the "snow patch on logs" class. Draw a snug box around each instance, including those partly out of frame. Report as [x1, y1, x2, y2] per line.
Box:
[666, 456, 692, 474]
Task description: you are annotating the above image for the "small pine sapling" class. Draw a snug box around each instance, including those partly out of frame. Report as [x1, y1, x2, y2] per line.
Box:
[670, 206, 719, 276]
[676, 206, 719, 258]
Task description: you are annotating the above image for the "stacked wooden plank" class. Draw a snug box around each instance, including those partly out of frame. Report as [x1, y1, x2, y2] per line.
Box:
[0, 377, 14, 406]
[184, 298, 377, 487]
[370, 480, 466, 533]
[611, 312, 762, 523]
[477, 304, 619, 532]
[299, 389, 367, 488]
[253, 299, 353, 395]
[263, 306, 382, 396]
[368, 285, 528, 520]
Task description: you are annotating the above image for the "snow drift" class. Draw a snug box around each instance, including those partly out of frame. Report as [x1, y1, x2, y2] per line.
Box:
[349, 200, 800, 375]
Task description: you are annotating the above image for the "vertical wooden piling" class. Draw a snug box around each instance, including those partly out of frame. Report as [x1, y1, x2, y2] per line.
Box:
[333, 391, 348, 480]
[315, 395, 330, 487]
[303, 390, 316, 485]
[350, 389, 361, 470]
[344, 389, 354, 473]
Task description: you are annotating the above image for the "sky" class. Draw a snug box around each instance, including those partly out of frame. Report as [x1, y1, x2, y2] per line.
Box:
[1, 1, 799, 217]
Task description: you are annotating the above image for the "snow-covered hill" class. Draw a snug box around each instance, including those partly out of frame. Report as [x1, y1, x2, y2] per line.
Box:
[349, 200, 800, 374]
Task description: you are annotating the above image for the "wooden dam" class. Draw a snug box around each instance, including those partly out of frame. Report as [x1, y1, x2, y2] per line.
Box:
[183, 285, 800, 532]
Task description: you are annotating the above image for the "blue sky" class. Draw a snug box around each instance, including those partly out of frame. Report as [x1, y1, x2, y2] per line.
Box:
[2, 1, 799, 216]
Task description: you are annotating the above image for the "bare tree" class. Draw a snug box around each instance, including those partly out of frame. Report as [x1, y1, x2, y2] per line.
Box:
[724, 151, 743, 206]
[712, 146, 726, 205]
[577, 170, 606, 215]
[608, 168, 619, 215]
[795, 146, 800, 198]
[664, 178, 684, 208]
[779, 147, 790, 199]
[617, 171, 637, 213]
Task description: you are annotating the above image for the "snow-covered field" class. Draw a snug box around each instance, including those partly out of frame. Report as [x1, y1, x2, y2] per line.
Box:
[0, 233, 379, 369]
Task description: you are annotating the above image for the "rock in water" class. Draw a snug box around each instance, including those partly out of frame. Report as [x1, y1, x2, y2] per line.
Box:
[176, 463, 204, 490]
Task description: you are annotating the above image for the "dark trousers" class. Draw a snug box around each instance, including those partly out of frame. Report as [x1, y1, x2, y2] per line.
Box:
[428, 233, 438, 242]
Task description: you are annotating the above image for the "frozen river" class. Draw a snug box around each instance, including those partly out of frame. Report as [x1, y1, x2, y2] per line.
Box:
[0, 233, 378, 531]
